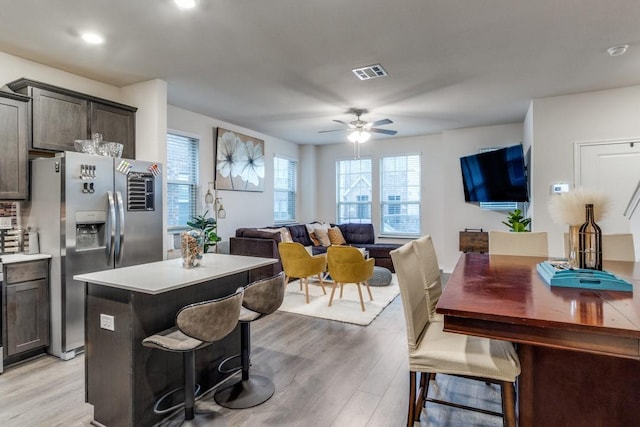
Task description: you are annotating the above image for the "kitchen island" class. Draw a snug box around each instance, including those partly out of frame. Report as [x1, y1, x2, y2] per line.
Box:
[74, 253, 278, 427]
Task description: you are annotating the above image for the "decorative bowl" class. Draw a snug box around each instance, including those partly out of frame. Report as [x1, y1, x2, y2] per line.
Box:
[74, 139, 98, 155]
[98, 142, 124, 158]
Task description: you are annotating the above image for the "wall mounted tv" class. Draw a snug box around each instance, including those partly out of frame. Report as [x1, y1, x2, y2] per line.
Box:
[460, 144, 529, 203]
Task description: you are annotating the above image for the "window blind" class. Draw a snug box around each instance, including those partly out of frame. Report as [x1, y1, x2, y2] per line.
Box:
[380, 155, 421, 235]
[336, 158, 372, 223]
[166, 133, 199, 228]
[274, 156, 297, 222]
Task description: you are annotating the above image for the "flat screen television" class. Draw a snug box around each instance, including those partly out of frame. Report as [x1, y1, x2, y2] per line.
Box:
[460, 144, 529, 203]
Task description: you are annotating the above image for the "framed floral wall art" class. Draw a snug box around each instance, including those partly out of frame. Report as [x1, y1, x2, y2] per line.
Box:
[214, 127, 265, 192]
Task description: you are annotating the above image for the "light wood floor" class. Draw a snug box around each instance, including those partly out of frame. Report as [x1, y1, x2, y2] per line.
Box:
[0, 293, 505, 427]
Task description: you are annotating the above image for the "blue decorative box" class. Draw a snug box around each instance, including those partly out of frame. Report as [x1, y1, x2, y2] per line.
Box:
[537, 261, 633, 292]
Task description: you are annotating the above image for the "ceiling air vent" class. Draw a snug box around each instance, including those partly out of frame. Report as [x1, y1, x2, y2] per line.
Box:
[352, 64, 388, 81]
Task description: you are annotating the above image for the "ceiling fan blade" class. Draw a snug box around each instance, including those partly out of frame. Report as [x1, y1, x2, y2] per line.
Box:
[318, 128, 349, 133]
[370, 128, 398, 135]
[333, 119, 350, 125]
[370, 118, 393, 127]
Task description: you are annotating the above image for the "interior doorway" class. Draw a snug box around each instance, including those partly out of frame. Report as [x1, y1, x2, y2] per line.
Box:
[575, 139, 640, 260]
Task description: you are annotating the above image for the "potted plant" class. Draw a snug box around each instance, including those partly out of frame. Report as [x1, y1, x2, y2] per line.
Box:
[187, 211, 221, 253]
[502, 209, 531, 232]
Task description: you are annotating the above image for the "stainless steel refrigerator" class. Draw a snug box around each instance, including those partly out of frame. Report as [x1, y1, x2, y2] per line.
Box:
[28, 151, 163, 359]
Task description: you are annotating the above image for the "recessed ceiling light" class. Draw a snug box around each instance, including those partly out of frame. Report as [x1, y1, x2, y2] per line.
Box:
[174, 0, 197, 9]
[607, 44, 629, 57]
[81, 32, 105, 45]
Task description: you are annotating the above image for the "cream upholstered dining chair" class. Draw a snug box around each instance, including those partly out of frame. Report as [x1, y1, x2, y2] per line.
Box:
[489, 231, 549, 257]
[278, 242, 327, 303]
[564, 233, 636, 262]
[391, 241, 520, 427]
[411, 235, 443, 322]
[326, 245, 375, 312]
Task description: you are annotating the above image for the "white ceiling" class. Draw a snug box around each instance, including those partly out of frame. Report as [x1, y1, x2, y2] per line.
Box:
[1, 0, 639, 145]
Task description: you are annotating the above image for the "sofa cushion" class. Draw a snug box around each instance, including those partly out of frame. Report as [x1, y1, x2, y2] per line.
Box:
[287, 224, 313, 246]
[258, 227, 292, 243]
[235, 228, 282, 242]
[338, 223, 375, 245]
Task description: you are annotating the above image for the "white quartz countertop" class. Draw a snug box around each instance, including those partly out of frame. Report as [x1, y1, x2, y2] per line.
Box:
[0, 253, 52, 264]
[74, 253, 278, 295]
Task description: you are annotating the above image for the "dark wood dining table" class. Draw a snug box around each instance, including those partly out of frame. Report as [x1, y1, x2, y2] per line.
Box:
[436, 253, 640, 427]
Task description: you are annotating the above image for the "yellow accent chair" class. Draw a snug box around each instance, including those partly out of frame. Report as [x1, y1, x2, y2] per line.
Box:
[327, 245, 375, 311]
[278, 242, 327, 303]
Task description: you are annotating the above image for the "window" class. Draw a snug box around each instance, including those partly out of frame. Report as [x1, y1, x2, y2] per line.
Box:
[381, 155, 421, 235]
[337, 158, 372, 223]
[166, 133, 199, 229]
[274, 156, 297, 223]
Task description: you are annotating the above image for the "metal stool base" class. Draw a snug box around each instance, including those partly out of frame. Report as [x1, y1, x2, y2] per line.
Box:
[214, 374, 275, 409]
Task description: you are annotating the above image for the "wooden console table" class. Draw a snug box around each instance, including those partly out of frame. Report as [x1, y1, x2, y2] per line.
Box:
[437, 253, 640, 426]
[75, 253, 277, 427]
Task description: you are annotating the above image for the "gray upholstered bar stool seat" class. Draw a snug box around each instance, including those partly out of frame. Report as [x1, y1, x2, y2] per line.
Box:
[214, 273, 286, 409]
[142, 288, 244, 427]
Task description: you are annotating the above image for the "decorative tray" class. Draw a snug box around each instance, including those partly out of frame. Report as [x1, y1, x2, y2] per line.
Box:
[537, 260, 633, 292]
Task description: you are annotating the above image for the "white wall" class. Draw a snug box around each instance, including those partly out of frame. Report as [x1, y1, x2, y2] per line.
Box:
[167, 105, 300, 253]
[530, 85, 640, 257]
[315, 123, 524, 271]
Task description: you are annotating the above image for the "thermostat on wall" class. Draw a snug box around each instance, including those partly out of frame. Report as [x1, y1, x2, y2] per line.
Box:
[552, 183, 570, 193]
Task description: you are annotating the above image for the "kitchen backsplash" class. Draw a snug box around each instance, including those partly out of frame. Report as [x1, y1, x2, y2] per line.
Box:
[0, 202, 28, 254]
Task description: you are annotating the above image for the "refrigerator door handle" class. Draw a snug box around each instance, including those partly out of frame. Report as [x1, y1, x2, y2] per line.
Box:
[116, 191, 125, 264]
[107, 191, 116, 262]
[116, 191, 124, 264]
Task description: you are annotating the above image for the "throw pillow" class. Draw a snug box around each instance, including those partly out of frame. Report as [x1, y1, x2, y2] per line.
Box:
[309, 231, 320, 246]
[314, 228, 332, 247]
[328, 226, 346, 245]
[305, 222, 330, 236]
[280, 228, 293, 242]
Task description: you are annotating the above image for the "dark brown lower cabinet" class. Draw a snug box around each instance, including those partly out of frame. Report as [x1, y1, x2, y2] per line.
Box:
[3, 260, 50, 361]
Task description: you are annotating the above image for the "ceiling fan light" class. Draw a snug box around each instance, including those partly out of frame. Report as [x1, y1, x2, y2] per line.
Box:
[348, 130, 371, 143]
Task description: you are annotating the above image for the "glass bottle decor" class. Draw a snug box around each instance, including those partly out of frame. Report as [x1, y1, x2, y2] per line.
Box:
[578, 204, 602, 270]
[567, 224, 580, 268]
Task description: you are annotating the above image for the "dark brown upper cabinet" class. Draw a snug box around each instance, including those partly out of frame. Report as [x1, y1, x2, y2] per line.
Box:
[7, 78, 137, 159]
[0, 91, 30, 200]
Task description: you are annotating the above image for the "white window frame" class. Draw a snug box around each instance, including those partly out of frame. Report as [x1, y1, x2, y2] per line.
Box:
[380, 154, 421, 237]
[273, 155, 297, 224]
[336, 158, 372, 224]
[166, 132, 199, 231]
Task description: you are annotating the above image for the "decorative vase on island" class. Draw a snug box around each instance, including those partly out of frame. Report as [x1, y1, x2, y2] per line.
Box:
[181, 230, 204, 268]
[578, 203, 602, 270]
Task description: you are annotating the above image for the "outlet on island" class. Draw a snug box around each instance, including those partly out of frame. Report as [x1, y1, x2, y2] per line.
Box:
[100, 314, 115, 331]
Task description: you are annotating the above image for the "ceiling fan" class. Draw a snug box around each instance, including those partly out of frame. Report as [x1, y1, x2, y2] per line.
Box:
[318, 108, 398, 143]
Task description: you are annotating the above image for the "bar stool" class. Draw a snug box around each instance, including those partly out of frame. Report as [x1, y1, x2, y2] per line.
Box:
[214, 273, 286, 409]
[142, 288, 244, 426]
